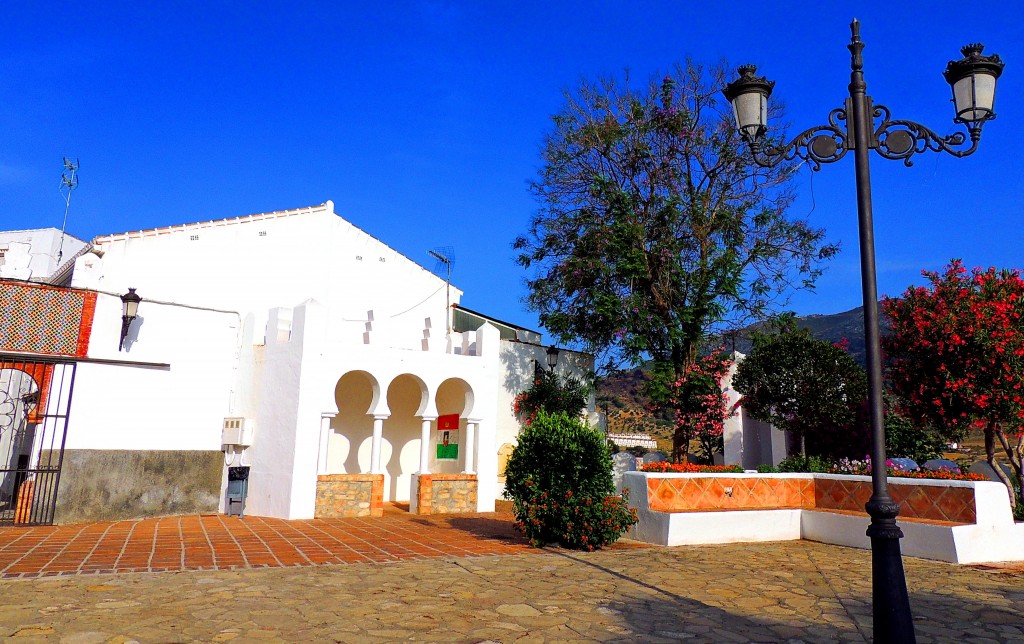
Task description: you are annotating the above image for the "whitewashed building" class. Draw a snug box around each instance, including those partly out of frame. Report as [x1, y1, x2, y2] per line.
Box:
[722, 353, 791, 469]
[1, 201, 592, 523]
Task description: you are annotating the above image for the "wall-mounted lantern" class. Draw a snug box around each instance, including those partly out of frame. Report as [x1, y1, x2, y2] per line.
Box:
[119, 288, 141, 351]
[545, 346, 560, 371]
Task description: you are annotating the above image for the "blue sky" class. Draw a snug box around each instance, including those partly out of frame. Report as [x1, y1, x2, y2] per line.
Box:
[3, 2, 1022, 335]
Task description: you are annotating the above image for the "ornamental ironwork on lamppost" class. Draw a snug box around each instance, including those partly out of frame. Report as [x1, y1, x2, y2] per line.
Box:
[723, 19, 1002, 643]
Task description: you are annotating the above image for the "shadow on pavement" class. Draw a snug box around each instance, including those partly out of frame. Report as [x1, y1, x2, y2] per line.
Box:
[552, 549, 872, 642]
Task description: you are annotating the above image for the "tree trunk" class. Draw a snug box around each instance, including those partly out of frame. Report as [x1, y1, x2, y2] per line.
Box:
[985, 423, 1016, 509]
[994, 425, 1023, 511]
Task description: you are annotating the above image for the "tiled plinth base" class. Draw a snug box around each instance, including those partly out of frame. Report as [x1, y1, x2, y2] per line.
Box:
[412, 474, 478, 515]
[315, 474, 384, 518]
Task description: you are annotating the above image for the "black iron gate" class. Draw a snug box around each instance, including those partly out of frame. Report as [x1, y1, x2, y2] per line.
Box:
[0, 354, 76, 525]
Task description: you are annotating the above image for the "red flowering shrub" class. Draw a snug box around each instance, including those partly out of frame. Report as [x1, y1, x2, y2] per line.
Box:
[512, 480, 638, 550]
[883, 260, 1024, 506]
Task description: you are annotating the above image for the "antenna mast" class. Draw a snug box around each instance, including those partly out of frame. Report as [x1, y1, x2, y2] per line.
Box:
[428, 248, 453, 337]
[58, 158, 79, 263]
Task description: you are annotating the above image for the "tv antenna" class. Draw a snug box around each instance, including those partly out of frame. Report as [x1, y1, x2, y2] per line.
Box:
[428, 246, 454, 335]
[57, 157, 79, 264]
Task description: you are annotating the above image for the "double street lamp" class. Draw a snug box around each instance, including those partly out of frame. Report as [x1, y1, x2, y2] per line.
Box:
[724, 19, 1002, 643]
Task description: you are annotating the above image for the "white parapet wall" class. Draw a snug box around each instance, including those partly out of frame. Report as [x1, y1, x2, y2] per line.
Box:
[623, 471, 1024, 564]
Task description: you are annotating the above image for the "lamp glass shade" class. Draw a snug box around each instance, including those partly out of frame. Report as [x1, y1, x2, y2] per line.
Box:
[952, 72, 997, 122]
[545, 346, 560, 370]
[731, 90, 767, 139]
[121, 288, 141, 318]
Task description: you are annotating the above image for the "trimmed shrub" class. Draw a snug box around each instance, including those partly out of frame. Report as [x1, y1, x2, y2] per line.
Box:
[504, 410, 635, 548]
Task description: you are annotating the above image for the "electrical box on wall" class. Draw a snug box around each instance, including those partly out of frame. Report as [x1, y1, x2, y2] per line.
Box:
[221, 417, 254, 447]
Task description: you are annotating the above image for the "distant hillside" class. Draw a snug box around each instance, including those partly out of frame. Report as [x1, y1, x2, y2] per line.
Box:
[730, 305, 882, 367]
[597, 305, 881, 444]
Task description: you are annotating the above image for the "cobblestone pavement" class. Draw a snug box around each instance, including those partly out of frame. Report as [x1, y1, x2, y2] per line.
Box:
[2, 537, 1024, 642]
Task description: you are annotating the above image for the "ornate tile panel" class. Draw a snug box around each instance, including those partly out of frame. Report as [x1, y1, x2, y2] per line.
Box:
[0, 282, 96, 357]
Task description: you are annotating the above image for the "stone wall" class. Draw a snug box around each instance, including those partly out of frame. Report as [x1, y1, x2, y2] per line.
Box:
[415, 474, 477, 515]
[315, 474, 384, 518]
[51, 449, 223, 524]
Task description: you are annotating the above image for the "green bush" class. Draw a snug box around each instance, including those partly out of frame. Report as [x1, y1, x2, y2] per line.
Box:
[884, 410, 950, 463]
[512, 368, 592, 423]
[504, 411, 635, 548]
[777, 454, 832, 473]
[756, 464, 778, 473]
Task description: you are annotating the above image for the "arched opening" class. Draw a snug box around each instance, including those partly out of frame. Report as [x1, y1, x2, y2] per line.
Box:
[0, 368, 41, 508]
[384, 374, 428, 503]
[330, 371, 378, 475]
[434, 378, 473, 474]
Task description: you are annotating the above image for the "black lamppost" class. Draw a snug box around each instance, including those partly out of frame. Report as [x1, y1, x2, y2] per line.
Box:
[724, 20, 1002, 643]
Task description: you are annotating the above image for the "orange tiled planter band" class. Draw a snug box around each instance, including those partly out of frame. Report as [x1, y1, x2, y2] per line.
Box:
[646, 474, 976, 524]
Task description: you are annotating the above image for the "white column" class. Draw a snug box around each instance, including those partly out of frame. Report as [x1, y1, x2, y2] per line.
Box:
[318, 413, 336, 475]
[419, 417, 435, 473]
[463, 420, 478, 474]
[371, 415, 387, 474]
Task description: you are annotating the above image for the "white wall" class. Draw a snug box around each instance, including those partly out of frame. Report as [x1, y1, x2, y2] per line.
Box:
[67, 291, 238, 451]
[722, 352, 787, 468]
[0, 228, 86, 281]
[76, 202, 461, 351]
[239, 307, 507, 517]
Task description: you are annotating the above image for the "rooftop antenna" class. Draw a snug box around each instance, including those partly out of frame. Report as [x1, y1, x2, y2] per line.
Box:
[428, 246, 454, 336]
[57, 157, 79, 264]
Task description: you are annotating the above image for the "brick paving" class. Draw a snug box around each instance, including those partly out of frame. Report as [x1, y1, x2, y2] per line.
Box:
[0, 504, 551, 578]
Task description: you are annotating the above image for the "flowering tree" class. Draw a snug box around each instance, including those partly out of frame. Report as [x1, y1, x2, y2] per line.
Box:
[733, 321, 867, 458]
[514, 64, 838, 406]
[883, 260, 1024, 506]
[663, 351, 734, 463]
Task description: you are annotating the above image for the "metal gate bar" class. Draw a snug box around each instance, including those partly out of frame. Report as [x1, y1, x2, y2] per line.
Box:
[0, 354, 76, 526]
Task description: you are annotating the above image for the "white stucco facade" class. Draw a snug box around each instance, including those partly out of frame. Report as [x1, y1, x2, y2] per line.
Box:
[722, 352, 788, 469]
[0, 228, 86, 283]
[44, 201, 592, 520]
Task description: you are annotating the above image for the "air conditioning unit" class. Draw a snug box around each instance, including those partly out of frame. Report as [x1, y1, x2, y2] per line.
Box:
[221, 417, 254, 447]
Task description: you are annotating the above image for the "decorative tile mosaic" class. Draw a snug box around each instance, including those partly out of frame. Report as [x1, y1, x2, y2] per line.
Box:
[813, 478, 976, 524]
[646, 476, 815, 512]
[644, 475, 977, 525]
[0, 282, 96, 357]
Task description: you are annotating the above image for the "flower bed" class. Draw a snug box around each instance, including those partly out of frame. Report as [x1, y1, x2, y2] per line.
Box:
[640, 462, 744, 474]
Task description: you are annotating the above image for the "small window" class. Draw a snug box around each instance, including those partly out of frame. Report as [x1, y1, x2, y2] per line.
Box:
[0, 246, 6, 267]
[258, 231, 267, 237]
[190, 234, 199, 241]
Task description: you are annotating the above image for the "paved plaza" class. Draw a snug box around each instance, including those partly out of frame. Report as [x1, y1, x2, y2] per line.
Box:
[0, 507, 1022, 642]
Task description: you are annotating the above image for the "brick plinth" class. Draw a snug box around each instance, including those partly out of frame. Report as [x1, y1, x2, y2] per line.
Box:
[315, 474, 384, 518]
[415, 474, 478, 515]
